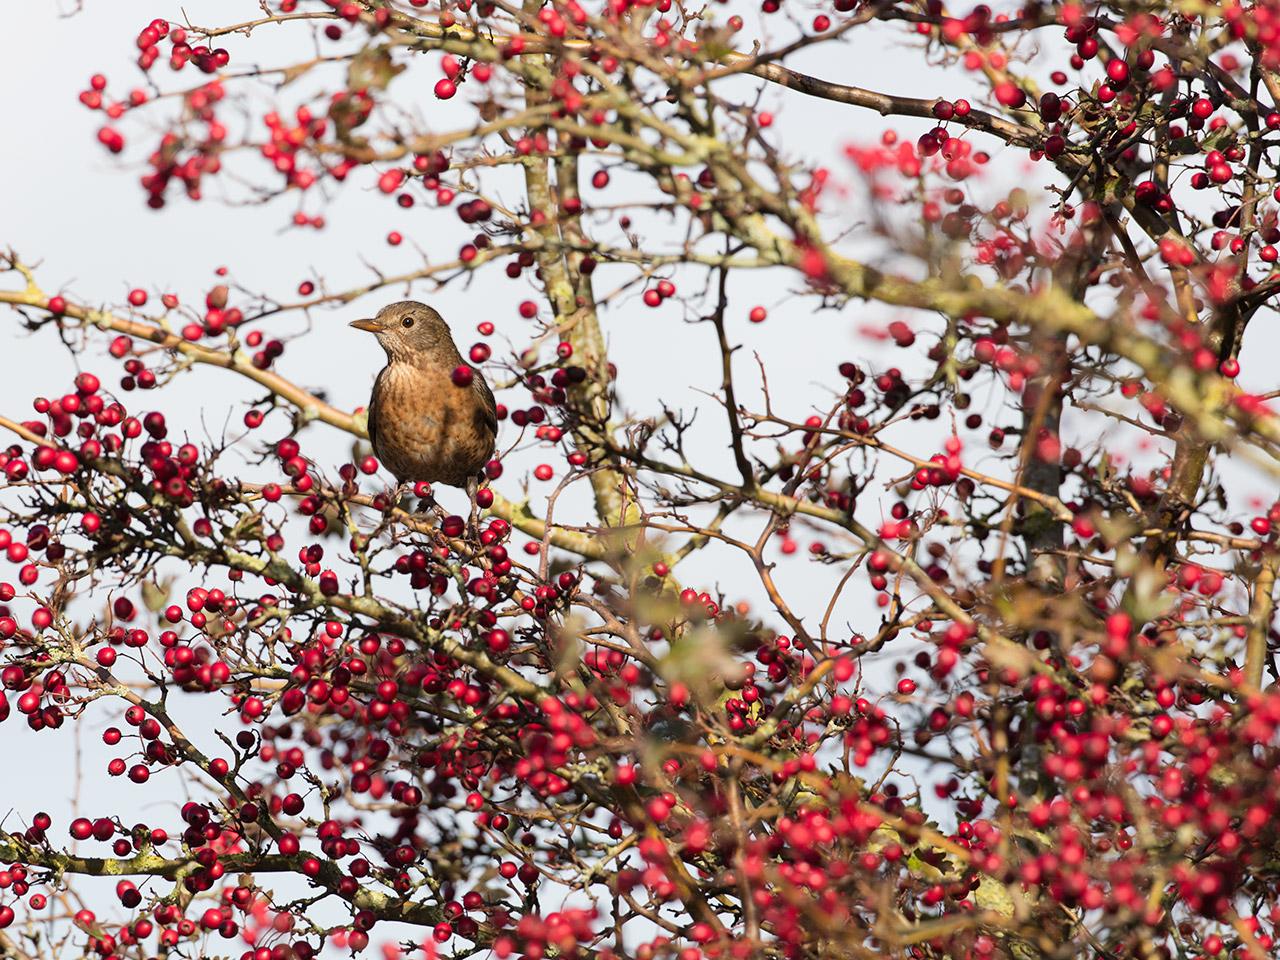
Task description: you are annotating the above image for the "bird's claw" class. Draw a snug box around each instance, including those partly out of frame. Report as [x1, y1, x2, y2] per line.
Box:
[466, 477, 482, 541]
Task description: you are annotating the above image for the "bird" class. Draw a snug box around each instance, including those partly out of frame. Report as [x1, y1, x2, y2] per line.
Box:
[350, 301, 497, 507]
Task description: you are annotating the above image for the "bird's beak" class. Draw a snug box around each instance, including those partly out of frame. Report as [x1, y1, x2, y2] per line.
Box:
[349, 318, 382, 333]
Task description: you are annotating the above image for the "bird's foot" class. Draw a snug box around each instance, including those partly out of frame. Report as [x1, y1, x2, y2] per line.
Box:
[466, 477, 483, 542]
[390, 481, 411, 511]
[370, 481, 409, 514]
[391, 481, 445, 526]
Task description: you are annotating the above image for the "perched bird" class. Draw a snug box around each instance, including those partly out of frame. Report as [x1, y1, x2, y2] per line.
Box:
[350, 301, 497, 500]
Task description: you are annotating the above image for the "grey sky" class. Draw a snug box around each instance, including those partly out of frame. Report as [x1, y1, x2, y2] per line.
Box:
[4, 1, 1278, 953]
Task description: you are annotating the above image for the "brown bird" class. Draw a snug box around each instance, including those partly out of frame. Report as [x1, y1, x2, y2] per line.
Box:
[350, 301, 497, 502]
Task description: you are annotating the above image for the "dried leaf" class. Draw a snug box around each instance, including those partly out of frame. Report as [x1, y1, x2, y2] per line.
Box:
[141, 577, 175, 614]
[348, 47, 404, 92]
[975, 874, 1016, 917]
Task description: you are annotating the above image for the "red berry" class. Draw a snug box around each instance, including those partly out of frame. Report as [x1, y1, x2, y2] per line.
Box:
[378, 169, 405, 193]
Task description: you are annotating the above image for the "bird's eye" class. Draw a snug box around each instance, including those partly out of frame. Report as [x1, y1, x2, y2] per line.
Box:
[402, 316, 415, 329]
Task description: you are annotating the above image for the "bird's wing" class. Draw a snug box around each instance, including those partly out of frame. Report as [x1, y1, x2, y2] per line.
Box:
[365, 368, 382, 452]
[473, 370, 498, 439]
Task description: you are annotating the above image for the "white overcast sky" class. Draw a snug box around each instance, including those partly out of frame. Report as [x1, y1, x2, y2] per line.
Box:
[3, 0, 1279, 948]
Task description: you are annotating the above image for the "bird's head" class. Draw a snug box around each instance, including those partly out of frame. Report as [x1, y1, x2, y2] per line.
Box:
[350, 301, 454, 361]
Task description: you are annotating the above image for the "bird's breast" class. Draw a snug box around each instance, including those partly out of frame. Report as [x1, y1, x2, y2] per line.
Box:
[370, 360, 495, 486]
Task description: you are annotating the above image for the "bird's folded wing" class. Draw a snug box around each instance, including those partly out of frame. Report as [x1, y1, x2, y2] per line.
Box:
[366, 368, 383, 451]
[473, 373, 498, 438]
